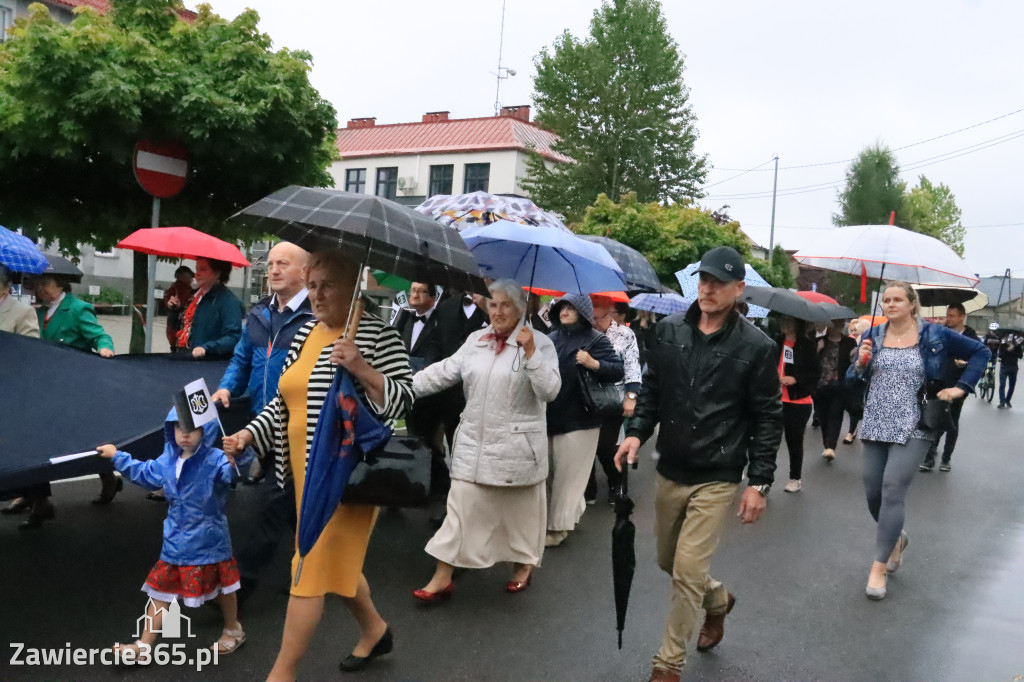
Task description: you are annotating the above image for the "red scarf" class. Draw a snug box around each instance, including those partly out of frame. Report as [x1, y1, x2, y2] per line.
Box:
[481, 330, 511, 355]
[176, 291, 203, 349]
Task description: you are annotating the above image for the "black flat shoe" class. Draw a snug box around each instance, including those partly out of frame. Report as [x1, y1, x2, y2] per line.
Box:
[242, 474, 265, 486]
[19, 502, 55, 529]
[145, 490, 167, 502]
[93, 477, 124, 505]
[339, 627, 392, 672]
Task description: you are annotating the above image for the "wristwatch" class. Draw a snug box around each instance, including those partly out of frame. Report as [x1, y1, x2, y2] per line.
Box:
[749, 483, 771, 497]
[626, 392, 638, 400]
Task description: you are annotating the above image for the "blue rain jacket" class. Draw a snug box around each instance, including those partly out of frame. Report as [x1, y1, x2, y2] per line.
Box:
[112, 409, 253, 565]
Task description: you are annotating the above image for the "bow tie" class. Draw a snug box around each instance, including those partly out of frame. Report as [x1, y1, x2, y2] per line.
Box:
[414, 314, 428, 323]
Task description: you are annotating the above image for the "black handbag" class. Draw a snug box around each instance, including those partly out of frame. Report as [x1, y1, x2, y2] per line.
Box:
[917, 381, 953, 432]
[577, 337, 624, 419]
[342, 436, 431, 508]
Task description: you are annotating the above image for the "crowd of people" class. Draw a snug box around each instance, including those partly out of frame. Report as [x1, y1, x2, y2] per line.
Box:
[0, 240, 1015, 681]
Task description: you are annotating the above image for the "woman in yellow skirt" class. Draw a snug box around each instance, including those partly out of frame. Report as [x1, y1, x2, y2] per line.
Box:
[226, 249, 413, 680]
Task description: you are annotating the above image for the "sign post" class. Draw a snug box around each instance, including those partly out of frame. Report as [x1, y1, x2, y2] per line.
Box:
[133, 141, 188, 352]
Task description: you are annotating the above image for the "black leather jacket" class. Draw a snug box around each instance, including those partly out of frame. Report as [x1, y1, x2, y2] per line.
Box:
[626, 304, 783, 486]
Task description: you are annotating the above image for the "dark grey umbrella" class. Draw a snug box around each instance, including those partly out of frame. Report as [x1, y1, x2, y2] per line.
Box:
[816, 302, 858, 320]
[578, 235, 661, 292]
[43, 254, 84, 282]
[742, 287, 832, 323]
[233, 186, 487, 294]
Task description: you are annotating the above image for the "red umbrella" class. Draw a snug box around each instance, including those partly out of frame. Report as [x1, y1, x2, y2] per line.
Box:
[117, 226, 250, 267]
[591, 291, 630, 304]
[796, 290, 838, 305]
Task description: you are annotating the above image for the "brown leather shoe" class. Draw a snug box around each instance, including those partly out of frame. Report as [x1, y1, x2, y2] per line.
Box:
[696, 592, 736, 652]
[649, 667, 681, 682]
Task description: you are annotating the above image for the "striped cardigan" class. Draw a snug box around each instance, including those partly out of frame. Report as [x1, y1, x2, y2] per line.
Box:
[244, 313, 413, 489]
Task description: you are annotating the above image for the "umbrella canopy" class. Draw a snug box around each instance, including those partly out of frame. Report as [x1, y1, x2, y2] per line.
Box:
[859, 314, 887, 327]
[792, 224, 979, 287]
[42, 253, 85, 282]
[295, 369, 392, 586]
[235, 186, 486, 295]
[0, 226, 48, 274]
[612, 465, 636, 649]
[415, 191, 570, 232]
[796, 290, 838, 304]
[913, 285, 988, 318]
[117, 226, 250, 267]
[675, 262, 770, 318]
[629, 292, 691, 316]
[817, 302, 858, 321]
[460, 220, 626, 294]
[577, 235, 661, 293]
[743, 287, 833, 323]
[371, 270, 412, 293]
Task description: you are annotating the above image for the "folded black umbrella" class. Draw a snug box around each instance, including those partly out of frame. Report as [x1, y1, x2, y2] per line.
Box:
[612, 464, 636, 649]
[233, 185, 487, 295]
[578, 235, 661, 293]
[742, 287, 832, 323]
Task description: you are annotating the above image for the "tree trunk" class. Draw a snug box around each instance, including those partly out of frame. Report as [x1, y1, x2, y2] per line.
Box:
[130, 250, 148, 354]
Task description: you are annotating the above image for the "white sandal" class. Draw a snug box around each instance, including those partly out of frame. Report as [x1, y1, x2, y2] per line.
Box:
[110, 640, 151, 664]
[212, 624, 245, 655]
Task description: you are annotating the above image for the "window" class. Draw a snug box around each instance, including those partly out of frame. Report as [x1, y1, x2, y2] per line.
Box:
[345, 168, 366, 194]
[463, 163, 490, 193]
[428, 165, 454, 196]
[0, 4, 13, 43]
[375, 167, 398, 200]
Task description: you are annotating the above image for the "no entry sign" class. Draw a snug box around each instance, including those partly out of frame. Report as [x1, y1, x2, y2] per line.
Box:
[133, 141, 188, 199]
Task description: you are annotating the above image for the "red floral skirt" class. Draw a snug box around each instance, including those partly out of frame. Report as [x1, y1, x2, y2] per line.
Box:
[142, 558, 240, 608]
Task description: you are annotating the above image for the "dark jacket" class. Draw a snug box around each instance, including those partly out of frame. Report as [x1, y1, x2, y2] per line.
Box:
[626, 303, 783, 487]
[775, 334, 820, 402]
[392, 307, 443, 371]
[432, 292, 489, 358]
[546, 294, 624, 435]
[998, 333, 1024, 368]
[818, 334, 856, 386]
[187, 283, 243, 359]
[218, 294, 313, 415]
[847, 320, 990, 394]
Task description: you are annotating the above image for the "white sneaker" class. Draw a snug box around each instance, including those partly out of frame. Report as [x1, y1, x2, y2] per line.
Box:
[822, 448, 835, 461]
[783, 479, 802, 493]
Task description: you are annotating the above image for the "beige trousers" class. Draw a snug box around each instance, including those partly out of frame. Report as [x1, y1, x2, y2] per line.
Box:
[652, 474, 738, 673]
[546, 428, 601, 531]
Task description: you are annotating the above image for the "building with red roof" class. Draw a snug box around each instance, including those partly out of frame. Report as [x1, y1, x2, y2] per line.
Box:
[331, 106, 571, 205]
[1, 0, 195, 41]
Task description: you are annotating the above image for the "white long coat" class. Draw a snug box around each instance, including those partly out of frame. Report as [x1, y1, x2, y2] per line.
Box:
[413, 324, 561, 487]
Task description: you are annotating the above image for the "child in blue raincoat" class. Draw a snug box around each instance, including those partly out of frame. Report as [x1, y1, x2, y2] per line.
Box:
[97, 407, 253, 658]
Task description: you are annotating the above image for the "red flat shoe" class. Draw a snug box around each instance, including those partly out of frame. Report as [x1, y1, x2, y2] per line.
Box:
[506, 567, 534, 593]
[413, 582, 454, 602]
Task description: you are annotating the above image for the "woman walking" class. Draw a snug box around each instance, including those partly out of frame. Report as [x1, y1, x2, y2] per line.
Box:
[411, 280, 560, 599]
[849, 283, 988, 600]
[775, 316, 820, 492]
[816, 320, 856, 461]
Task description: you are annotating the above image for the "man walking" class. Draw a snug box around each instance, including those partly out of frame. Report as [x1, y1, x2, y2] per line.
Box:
[920, 303, 977, 472]
[210, 241, 311, 598]
[998, 330, 1023, 409]
[615, 246, 783, 682]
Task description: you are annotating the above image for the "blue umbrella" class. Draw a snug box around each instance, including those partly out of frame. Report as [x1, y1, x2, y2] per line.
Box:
[675, 261, 770, 318]
[460, 219, 626, 294]
[294, 369, 392, 586]
[0, 225, 48, 274]
[629, 292, 692, 316]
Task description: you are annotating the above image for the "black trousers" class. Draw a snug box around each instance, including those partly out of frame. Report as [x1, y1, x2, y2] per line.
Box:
[923, 398, 966, 466]
[782, 402, 813, 480]
[815, 383, 847, 450]
[236, 480, 296, 587]
[585, 415, 625, 500]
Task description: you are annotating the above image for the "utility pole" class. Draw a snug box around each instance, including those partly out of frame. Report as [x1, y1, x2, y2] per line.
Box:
[768, 155, 779, 253]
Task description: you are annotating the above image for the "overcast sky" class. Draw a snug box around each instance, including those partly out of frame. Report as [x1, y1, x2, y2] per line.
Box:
[206, 0, 1024, 278]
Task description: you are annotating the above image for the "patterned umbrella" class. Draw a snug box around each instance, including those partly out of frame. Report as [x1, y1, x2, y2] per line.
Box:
[675, 262, 770, 318]
[578, 235, 661, 293]
[234, 186, 486, 295]
[0, 225, 48, 274]
[629, 292, 692, 316]
[415, 191, 571, 232]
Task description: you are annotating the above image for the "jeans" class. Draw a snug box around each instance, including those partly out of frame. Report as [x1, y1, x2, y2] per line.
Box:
[923, 398, 965, 466]
[999, 364, 1018, 404]
[862, 438, 931, 562]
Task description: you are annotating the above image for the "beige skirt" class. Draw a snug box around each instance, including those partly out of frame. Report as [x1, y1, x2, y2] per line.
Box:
[547, 427, 602, 531]
[425, 479, 547, 568]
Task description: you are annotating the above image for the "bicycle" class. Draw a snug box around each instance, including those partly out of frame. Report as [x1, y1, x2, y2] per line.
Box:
[977, 360, 997, 403]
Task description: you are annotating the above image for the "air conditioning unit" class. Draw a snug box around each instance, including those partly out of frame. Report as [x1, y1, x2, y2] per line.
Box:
[397, 176, 418, 192]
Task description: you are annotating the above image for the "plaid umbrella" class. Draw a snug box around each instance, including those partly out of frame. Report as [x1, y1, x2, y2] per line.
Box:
[234, 186, 486, 294]
[629, 292, 691, 316]
[415, 191, 570, 232]
[578, 235, 660, 293]
[0, 226, 48, 274]
[675, 262, 770, 318]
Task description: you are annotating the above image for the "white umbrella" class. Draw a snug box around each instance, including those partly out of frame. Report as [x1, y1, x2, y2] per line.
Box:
[792, 225, 979, 287]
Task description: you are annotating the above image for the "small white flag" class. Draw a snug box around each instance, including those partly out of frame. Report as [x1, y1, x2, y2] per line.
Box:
[174, 378, 218, 431]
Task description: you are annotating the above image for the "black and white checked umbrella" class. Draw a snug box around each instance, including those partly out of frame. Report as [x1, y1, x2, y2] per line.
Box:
[578, 235, 660, 293]
[233, 186, 487, 294]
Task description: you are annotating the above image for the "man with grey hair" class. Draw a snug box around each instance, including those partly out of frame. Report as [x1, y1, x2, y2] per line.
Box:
[0, 265, 39, 337]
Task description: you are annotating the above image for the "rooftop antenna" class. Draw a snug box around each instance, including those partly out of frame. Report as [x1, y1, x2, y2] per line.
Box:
[494, 0, 516, 116]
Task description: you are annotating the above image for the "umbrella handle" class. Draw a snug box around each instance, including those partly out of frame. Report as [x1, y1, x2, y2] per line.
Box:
[294, 557, 304, 587]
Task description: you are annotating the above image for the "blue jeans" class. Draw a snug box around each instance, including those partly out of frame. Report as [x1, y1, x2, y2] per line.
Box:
[999, 365, 1018, 404]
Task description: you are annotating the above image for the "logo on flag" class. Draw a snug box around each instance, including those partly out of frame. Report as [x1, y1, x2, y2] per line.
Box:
[188, 390, 209, 415]
[173, 378, 218, 432]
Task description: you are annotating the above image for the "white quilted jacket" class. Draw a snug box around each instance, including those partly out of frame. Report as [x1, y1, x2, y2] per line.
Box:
[413, 325, 561, 486]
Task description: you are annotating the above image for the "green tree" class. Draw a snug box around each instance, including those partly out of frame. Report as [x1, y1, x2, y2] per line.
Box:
[901, 175, 965, 255]
[0, 1, 336, 350]
[833, 144, 906, 226]
[750, 245, 794, 290]
[571, 193, 797, 288]
[524, 0, 708, 222]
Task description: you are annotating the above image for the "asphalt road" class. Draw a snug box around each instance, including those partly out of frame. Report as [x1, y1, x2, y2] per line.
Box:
[2, 398, 1023, 681]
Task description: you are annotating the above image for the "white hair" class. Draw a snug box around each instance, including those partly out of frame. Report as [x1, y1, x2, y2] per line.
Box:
[487, 278, 527, 317]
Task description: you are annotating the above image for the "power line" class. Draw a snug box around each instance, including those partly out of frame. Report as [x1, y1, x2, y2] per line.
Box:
[702, 157, 776, 189]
